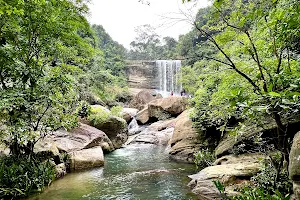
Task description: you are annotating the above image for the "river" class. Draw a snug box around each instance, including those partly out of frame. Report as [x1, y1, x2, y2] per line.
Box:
[29, 144, 198, 200]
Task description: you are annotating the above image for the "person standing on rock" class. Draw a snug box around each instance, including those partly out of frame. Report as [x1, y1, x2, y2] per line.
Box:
[170, 91, 174, 96]
[180, 89, 186, 97]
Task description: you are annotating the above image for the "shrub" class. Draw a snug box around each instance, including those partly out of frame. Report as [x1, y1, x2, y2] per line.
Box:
[88, 106, 110, 125]
[213, 181, 290, 200]
[194, 149, 215, 169]
[110, 106, 123, 118]
[231, 187, 290, 200]
[0, 155, 55, 199]
[251, 153, 292, 196]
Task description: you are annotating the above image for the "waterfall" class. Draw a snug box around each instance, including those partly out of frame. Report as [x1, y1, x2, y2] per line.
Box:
[156, 60, 182, 96]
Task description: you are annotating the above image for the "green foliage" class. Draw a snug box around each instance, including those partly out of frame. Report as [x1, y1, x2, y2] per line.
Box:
[77, 101, 91, 118]
[213, 180, 225, 193]
[110, 106, 123, 118]
[0, 0, 93, 155]
[0, 155, 55, 199]
[231, 187, 290, 200]
[251, 154, 292, 196]
[180, 0, 300, 164]
[88, 106, 110, 125]
[194, 149, 215, 169]
[128, 24, 179, 60]
[213, 181, 290, 200]
[77, 24, 129, 105]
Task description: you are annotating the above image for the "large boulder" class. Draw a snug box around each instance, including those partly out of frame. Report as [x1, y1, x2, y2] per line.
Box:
[148, 96, 188, 120]
[130, 89, 162, 110]
[121, 108, 139, 123]
[127, 127, 174, 146]
[90, 115, 128, 149]
[86, 105, 128, 149]
[188, 153, 265, 199]
[126, 119, 176, 146]
[39, 123, 114, 153]
[34, 140, 60, 162]
[148, 118, 177, 131]
[189, 162, 261, 183]
[69, 147, 104, 171]
[188, 180, 222, 200]
[136, 107, 149, 124]
[168, 110, 203, 163]
[289, 131, 300, 199]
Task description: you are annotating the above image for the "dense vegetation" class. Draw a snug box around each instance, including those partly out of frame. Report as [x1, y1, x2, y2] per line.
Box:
[128, 24, 178, 60]
[0, 0, 127, 198]
[1, 0, 300, 199]
[178, 0, 300, 198]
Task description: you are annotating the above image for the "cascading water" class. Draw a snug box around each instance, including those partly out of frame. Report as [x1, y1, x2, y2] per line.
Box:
[128, 117, 139, 136]
[156, 60, 182, 96]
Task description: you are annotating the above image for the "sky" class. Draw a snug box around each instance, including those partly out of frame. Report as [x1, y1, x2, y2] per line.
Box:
[87, 0, 209, 49]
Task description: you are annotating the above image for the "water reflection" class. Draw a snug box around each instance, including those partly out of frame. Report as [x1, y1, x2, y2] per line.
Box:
[29, 144, 197, 200]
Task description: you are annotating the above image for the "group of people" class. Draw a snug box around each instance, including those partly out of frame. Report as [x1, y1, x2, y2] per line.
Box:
[170, 89, 186, 96]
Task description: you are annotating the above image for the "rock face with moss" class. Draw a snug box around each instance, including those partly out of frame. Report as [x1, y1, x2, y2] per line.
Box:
[87, 105, 128, 149]
[90, 115, 128, 149]
[289, 131, 300, 200]
[169, 110, 203, 163]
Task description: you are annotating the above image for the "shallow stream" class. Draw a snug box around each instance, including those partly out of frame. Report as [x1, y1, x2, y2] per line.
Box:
[29, 144, 197, 200]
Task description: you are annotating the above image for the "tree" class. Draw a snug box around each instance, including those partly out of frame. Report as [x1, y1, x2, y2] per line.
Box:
[161, 36, 178, 59]
[0, 0, 94, 155]
[185, 0, 300, 173]
[128, 24, 163, 60]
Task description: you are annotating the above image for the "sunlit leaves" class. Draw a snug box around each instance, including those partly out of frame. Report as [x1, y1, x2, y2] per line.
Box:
[0, 0, 94, 154]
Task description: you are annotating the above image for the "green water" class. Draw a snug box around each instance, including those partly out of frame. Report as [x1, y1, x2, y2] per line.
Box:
[29, 144, 198, 200]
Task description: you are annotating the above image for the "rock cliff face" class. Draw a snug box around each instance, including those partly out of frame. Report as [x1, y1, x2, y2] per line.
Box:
[126, 60, 158, 89]
[169, 110, 203, 163]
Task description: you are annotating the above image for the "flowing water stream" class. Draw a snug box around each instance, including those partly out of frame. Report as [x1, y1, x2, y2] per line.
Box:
[29, 144, 197, 200]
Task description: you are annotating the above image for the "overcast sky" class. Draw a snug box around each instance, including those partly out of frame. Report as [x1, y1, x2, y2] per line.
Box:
[87, 0, 209, 49]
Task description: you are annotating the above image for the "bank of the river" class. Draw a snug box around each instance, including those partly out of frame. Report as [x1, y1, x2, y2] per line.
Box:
[29, 144, 197, 200]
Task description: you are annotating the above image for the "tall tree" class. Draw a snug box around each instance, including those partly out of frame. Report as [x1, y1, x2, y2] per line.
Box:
[0, 0, 94, 155]
[128, 24, 163, 60]
[184, 0, 300, 169]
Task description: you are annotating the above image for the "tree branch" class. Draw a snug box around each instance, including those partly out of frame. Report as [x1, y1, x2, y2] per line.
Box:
[194, 23, 261, 93]
[244, 30, 267, 92]
[33, 103, 50, 131]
